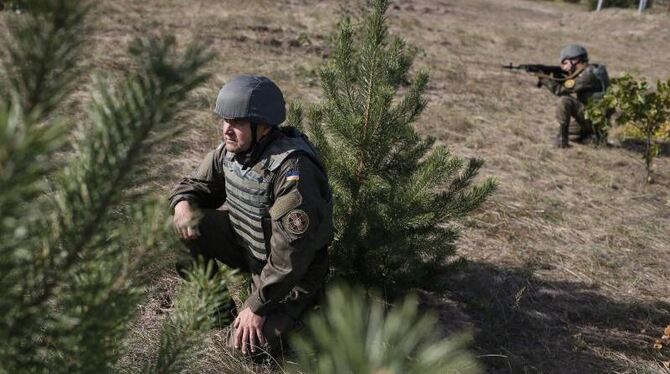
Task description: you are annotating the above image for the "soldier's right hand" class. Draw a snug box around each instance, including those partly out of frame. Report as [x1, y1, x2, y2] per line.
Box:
[173, 200, 201, 240]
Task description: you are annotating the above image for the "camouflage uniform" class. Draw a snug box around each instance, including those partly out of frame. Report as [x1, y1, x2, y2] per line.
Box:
[541, 64, 607, 144]
[169, 76, 333, 354]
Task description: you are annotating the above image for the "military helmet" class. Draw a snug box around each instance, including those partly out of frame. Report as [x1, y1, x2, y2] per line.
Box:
[214, 75, 286, 126]
[559, 44, 588, 63]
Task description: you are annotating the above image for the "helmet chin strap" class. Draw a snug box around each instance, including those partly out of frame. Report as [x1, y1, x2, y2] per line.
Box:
[250, 121, 258, 151]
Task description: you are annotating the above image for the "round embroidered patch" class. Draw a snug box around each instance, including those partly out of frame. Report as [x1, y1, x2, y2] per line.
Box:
[563, 79, 575, 89]
[284, 209, 310, 235]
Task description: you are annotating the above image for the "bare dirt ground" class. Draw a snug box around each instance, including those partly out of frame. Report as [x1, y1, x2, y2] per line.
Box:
[5, 0, 669, 372]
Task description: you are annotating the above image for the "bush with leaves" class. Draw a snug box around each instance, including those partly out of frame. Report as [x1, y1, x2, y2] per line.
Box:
[586, 74, 670, 182]
[0, 1, 236, 372]
[289, 0, 496, 293]
[291, 284, 481, 374]
[618, 120, 670, 141]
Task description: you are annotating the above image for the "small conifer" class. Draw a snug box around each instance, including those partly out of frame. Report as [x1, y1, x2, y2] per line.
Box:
[291, 0, 496, 292]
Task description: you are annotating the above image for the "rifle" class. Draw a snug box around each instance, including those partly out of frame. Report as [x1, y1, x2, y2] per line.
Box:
[502, 63, 568, 84]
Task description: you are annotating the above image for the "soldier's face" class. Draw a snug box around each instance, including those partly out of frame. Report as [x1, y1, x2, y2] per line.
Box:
[561, 58, 576, 73]
[221, 118, 253, 153]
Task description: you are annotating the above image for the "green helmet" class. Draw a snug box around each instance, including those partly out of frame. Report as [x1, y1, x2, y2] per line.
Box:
[214, 75, 286, 126]
[559, 44, 588, 63]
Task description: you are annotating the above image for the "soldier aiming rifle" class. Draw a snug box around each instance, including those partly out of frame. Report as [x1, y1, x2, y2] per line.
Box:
[504, 44, 610, 148]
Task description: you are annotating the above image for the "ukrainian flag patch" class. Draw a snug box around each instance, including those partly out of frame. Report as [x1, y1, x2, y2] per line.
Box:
[286, 170, 300, 182]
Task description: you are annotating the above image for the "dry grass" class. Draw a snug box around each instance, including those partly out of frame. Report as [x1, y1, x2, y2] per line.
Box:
[3, 0, 669, 372]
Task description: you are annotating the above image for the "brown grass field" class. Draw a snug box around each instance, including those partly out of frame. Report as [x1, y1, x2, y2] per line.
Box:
[4, 0, 670, 372]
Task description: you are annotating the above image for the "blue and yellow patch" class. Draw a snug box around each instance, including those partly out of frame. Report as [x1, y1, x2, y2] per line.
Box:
[286, 170, 300, 182]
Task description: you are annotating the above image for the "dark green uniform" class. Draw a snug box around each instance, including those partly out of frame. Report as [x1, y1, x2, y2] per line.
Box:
[542, 64, 608, 143]
[169, 126, 333, 352]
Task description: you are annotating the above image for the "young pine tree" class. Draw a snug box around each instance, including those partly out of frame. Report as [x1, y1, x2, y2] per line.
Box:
[290, 0, 496, 292]
[0, 1, 233, 372]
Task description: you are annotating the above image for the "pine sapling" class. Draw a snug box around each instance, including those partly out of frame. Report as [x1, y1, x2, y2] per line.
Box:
[290, 0, 496, 293]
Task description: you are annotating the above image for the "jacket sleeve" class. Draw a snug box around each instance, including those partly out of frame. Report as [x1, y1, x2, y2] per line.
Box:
[542, 77, 568, 96]
[244, 154, 333, 315]
[168, 145, 227, 210]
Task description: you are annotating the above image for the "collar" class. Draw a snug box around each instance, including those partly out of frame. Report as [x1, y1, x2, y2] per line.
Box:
[231, 127, 280, 167]
[567, 63, 589, 80]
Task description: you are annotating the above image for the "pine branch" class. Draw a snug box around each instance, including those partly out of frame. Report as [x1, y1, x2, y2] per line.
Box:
[1, 0, 91, 117]
[50, 200, 177, 372]
[0, 0, 89, 223]
[0, 2, 93, 368]
[145, 262, 237, 374]
[291, 284, 482, 374]
[1, 21, 212, 371]
[8, 37, 211, 332]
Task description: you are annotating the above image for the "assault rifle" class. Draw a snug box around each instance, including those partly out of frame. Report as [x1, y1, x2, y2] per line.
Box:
[502, 63, 568, 85]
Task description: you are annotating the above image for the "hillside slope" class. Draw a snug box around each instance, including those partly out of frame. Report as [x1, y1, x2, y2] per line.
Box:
[4, 0, 668, 372]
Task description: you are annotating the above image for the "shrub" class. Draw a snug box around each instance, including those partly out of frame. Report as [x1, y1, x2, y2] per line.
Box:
[586, 74, 670, 182]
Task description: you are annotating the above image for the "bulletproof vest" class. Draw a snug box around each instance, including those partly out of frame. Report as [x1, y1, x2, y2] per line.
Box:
[573, 64, 610, 103]
[222, 131, 320, 262]
[589, 64, 610, 100]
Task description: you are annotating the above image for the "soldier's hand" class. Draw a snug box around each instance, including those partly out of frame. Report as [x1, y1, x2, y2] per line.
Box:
[173, 200, 201, 240]
[233, 307, 267, 354]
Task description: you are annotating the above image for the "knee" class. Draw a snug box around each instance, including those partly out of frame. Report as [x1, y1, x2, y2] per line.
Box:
[556, 97, 575, 121]
[557, 96, 574, 111]
[179, 235, 209, 260]
[196, 208, 221, 230]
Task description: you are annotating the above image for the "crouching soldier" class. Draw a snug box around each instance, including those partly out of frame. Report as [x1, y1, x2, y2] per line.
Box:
[540, 44, 610, 148]
[168, 75, 333, 356]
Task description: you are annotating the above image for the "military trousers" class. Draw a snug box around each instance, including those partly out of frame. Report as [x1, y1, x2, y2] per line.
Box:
[179, 207, 318, 357]
[556, 96, 593, 142]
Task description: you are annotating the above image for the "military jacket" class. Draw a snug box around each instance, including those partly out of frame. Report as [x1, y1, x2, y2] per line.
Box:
[543, 64, 608, 104]
[169, 127, 333, 315]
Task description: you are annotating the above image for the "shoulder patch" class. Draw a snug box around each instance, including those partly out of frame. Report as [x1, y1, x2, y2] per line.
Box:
[563, 79, 575, 89]
[283, 209, 310, 235]
[270, 189, 303, 220]
[286, 169, 300, 182]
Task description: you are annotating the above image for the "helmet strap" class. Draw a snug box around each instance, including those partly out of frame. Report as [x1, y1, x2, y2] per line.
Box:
[250, 121, 258, 151]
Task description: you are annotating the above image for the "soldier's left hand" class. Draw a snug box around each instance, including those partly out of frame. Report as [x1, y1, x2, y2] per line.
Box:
[233, 307, 267, 354]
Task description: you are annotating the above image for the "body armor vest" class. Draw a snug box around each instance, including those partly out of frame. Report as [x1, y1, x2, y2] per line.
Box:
[577, 64, 610, 103]
[222, 132, 320, 261]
